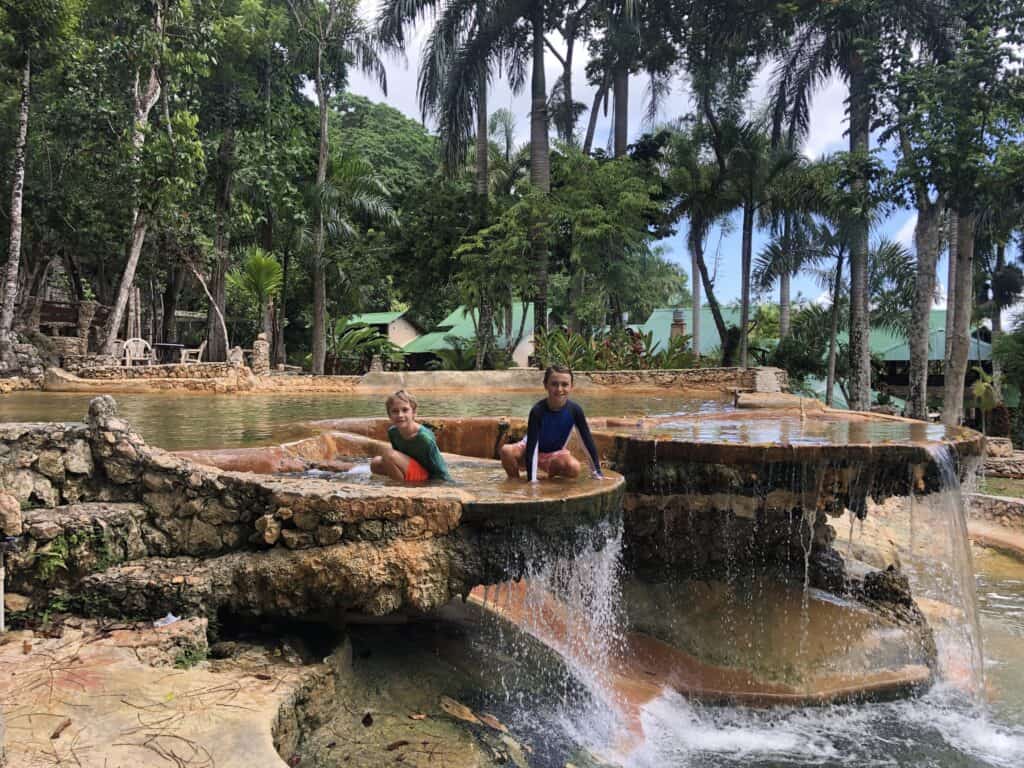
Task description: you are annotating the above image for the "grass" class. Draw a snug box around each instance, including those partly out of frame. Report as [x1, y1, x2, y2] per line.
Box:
[979, 476, 1024, 499]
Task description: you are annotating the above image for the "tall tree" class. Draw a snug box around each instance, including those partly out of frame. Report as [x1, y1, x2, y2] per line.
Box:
[101, 0, 166, 354]
[0, 0, 74, 355]
[287, 0, 385, 374]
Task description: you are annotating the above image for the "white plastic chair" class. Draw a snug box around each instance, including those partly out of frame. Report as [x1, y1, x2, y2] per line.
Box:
[180, 339, 207, 363]
[122, 337, 154, 366]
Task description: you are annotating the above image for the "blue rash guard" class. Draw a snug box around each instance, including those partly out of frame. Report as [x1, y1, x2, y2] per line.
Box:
[524, 398, 603, 481]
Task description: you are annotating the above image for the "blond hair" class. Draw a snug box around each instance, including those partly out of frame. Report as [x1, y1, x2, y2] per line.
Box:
[385, 389, 418, 414]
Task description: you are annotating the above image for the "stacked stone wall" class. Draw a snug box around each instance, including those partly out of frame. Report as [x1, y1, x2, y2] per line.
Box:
[969, 493, 1024, 530]
[69, 362, 244, 379]
[984, 452, 1024, 479]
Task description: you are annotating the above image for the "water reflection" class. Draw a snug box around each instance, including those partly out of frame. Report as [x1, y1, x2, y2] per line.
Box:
[0, 391, 732, 450]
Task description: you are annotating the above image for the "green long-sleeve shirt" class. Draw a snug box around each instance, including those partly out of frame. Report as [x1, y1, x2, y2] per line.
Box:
[387, 424, 451, 481]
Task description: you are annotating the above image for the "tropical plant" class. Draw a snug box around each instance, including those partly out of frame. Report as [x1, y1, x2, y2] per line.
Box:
[325, 320, 402, 374]
[227, 247, 283, 340]
[970, 366, 1000, 435]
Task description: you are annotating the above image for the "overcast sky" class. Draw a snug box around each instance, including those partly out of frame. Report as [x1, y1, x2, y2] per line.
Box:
[347, 3, 945, 311]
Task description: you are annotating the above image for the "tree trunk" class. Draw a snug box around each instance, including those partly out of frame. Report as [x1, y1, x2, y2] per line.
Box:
[739, 203, 753, 367]
[779, 216, 792, 338]
[102, 15, 162, 355]
[942, 211, 976, 426]
[691, 238, 702, 360]
[690, 225, 727, 354]
[206, 129, 235, 362]
[613, 64, 628, 158]
[826, 250, 845, 407]
[907, 199, 941, 420]
[529, 7, 550, 337]
[161, 259, 185, 344]
[273, 247, 289, 366]
[583, 75, 608, 155]
[944, 212, 958, 360]
[474, 78, 494, 369]
[992, 243, 1005, 389]
[311, 44, 330, 375]
[846, 51, 872, 411]
[561, 34, 575, 143]
[1, 55, 31, 347]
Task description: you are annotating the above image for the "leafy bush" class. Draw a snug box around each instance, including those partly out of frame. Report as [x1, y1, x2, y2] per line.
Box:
[324, 320, 403, 374]
[533, 327, 695, 371]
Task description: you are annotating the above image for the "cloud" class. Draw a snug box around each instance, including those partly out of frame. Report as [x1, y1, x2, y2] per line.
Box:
[895, 213, 917, 248]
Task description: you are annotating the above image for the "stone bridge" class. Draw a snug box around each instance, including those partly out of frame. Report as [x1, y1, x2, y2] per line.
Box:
[0, 397, 623, 622]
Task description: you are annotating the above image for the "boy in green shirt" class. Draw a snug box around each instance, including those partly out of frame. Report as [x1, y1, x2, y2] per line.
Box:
[370, 390, 451, 482]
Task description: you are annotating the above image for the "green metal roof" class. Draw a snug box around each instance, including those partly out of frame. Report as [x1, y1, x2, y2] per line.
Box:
[640, 306, 991, 362]
[639, 306, 742, 356]
[402, 302, 536, 354]
[347, 311, 406, 326]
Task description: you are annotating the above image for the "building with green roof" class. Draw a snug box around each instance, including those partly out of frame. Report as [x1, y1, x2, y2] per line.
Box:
[402, 302, 537, 368]
[346, 310, 423, 349]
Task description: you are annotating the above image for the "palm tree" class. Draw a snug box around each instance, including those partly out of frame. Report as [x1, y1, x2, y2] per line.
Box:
[303, 154, 397, 360]
[287, 0, 385, 374]
[754, 210, 823, 336]
[227, 247, 283, 342]
[489, 107, 517, 164]
[662, 129, 737, 361]
[724, 120, 801, 366]
[429, 0, 563, 334]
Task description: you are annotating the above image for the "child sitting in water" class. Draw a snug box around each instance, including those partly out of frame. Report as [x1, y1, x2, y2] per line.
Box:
[371, 390, 451, 482]
[500, 364, 604, 481]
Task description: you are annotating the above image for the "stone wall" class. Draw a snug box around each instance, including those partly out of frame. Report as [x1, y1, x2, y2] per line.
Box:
[71, 362, 244, 379]
[984, 452, 1024, 479]
[584, 366, 787, 391]
[1, 397, 624, 621]
[969, 493, 1024, 530]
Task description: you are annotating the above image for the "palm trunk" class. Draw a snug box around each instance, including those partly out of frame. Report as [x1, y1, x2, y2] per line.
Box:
[739, 203, 753, 367]
[474, 76, 494, 369]
[102, 16, 162, 355]
[161, 257, 185, 344]
[273, 247, 289, 365]
[826, 250, 845, 407]
[583, 75, 608, 155]
[943, 211, 976, 426]
[311, 45, 330, 375]
[206, 129, 235, 362]
[992, 243, 1005, 390]
[529, 6, 550, 337]
[1, 55, 31, 347]
[944, 212, 958, 360]
[846, 51, 872, 411]
[691, 226, 727, 355]
[907, 199, 941, 420]
[691, 240, 702, 360]
[613, 64, 628, 157]
[779, 215, 792, 338]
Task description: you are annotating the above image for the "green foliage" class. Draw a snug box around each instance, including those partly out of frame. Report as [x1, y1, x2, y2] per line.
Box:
[533, 327, 696, 371]
[174, 643, 208, 669]
[227, 247, 283, 311]
[325, 320, 402, 373]
[994, 324, 1024, 387]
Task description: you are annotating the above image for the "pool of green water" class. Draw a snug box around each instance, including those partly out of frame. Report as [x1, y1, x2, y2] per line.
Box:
[0, 390, 732, 451]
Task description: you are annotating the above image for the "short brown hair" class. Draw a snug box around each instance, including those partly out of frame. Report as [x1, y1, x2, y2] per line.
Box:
[543, 364, 573, 384]
[385, 389, 418, 413]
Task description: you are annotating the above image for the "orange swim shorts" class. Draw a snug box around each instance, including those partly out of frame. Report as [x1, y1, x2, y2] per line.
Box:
[404, 457, 430, 482]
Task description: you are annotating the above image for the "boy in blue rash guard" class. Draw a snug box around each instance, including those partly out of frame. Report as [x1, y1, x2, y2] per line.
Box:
[500, 364, 604, 481]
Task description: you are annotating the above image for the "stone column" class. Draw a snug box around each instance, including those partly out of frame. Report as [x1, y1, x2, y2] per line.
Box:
[252, 333, 270, 376]
[77, 300, 97, 355]
[670, 309, 687, 341]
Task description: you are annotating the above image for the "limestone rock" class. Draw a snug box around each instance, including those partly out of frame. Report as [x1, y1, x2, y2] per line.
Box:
[4, 592, 31, 613]
[27, 519, 62, 541]
[0, 492, 22, 535]
[35, 450, 65, 480]
[281, 529, 314, 549]
[186, 518, 222, 554]
[292, 508, 319, 531]
[64, 439, 93, 474]
[256, 514, 282, 545]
